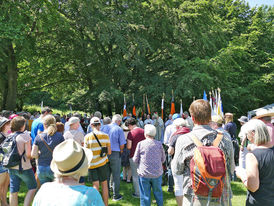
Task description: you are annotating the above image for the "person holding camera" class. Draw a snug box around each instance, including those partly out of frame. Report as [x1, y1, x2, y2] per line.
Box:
[84, 117, 111, 206]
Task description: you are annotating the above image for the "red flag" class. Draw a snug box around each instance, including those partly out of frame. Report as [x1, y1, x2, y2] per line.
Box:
[170, 90, 175, 115]
[123, 95, 127, 117]
[132, 94, 136, 117]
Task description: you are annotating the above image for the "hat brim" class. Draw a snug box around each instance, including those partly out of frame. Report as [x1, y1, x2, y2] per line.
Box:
[252, 112, 274, 119]
[50, 147, 93, 176]
[0, 119, 11, 129]
[238, 119, 246, 123]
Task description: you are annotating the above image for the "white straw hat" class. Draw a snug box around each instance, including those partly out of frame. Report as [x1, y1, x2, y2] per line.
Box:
[50, 139, 93, 176]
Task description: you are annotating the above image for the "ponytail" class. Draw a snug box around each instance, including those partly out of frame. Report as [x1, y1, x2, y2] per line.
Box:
[47, 124, 57, 136]
[42, 115, 57, 136]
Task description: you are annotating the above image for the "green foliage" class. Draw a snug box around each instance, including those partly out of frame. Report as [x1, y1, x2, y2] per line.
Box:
[0, 0, 273, 117]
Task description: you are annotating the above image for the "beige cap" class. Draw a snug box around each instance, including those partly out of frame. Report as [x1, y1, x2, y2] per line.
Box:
[211, 115, 223, 124]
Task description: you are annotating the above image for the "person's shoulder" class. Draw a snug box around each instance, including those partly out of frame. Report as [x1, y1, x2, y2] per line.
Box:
[75, 184, 100, 194]
[136, 127, 144, 132]
[18, 131, 31, 140]
[97, 131, 109, 138]
[176, 132, 191, 143]
[54, 132, 64, 138]
[84, 132, 93, 139]
[63, 130, 70, 136]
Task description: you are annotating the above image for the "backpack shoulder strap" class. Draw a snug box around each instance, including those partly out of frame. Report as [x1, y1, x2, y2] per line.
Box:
[190, 134, 203, 147]
[40, 133, 53, 153]
[212, 133, 223, 147]
[92, 132, 102, 148]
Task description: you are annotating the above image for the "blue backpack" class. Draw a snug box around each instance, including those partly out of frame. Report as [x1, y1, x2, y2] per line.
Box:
[1, 132, 25, 171]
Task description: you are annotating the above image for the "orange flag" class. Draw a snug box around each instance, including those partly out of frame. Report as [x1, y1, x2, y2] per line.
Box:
[123, 94, 127, 117]
[132, 94, 136, 117]
[170, 90, 175, 115]
[146, 95, 151, 115]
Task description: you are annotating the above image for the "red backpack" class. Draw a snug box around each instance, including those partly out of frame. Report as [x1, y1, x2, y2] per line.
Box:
[190, 133, 226, 203]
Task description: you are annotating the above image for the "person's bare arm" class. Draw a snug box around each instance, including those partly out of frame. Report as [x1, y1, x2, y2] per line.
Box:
[127, 139, 132, 150]
[120, 144, 124, 154]
[107, 144, 112, 155]
[168, 146, 174, 155]
[25, 139, 32, 159]
[245, 153, 259, 192]
[237, 152, 260, 193]
[31, 145, 39, 159]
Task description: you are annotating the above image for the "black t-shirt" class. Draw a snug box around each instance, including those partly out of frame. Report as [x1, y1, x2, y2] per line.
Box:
[246, 147, 274, 206]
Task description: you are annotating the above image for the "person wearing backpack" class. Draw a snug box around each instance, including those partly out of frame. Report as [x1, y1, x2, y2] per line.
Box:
[172, 100, 234, 206]
[31, 115, 64, 185]
[0, 117, 11, 206]
[8, 116, 37, 206]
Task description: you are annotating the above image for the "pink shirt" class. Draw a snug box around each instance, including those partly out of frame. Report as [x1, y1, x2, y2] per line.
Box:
[266, 123, 274, 146]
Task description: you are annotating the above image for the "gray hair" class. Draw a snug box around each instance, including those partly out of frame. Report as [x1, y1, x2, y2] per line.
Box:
[103, 117, 111, 125]
[94, 111, 102, 119]
[173, 118, 187, 127]
[242, 119, 270, 145]
[112, 114, 122, 123]
[144, 124, 156, 137]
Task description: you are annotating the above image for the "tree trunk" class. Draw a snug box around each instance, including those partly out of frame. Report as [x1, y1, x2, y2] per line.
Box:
[5, 43, 17, 111]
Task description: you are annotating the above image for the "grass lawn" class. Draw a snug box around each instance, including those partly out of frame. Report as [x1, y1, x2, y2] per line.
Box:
[14, 180, 246, 205]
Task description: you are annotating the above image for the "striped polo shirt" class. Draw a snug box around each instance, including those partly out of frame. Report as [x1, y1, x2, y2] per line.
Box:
[84, 131, 110, 169]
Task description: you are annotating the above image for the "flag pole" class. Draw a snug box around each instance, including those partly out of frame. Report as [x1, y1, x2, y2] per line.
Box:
[161, 93, 165, 120]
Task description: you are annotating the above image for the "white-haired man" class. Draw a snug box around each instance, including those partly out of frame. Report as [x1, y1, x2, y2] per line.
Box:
[107, 114, 126, 201]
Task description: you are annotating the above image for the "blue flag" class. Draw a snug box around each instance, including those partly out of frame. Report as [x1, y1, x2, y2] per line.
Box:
[203, 90, 208, 101]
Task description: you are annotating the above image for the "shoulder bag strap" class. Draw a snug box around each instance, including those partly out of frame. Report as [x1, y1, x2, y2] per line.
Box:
[40, 134, 53, 153]
[190, 134, 203, 147]
[92, 132, 102, 148]
[212, 133, 223, 147]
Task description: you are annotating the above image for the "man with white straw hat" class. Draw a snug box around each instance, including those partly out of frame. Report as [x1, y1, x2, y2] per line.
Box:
[64, 117, 84, 146]
[32, 139, 104, 206]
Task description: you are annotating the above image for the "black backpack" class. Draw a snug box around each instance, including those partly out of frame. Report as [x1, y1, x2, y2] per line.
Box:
[1, 132, 25, 171]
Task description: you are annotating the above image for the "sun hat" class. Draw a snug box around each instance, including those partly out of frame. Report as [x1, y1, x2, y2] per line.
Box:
[90, 117, 101, 125]
[173, 118, 187, 127]
[144, 124, 156, 137]
[225, 113, 233, 117]
[211, 115, 223, 124]
[68, 117, 80, 126]
[238, 116, 248, 123]
[0, 117, 11, 130]
[253, 109, 274, 119]
[50, 139, 93, 176]
[172, 113, 181, 120]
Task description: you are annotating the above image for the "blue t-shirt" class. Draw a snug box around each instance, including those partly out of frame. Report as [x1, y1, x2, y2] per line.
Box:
[108, 123, 126, 152]
[224, 122, 237, 139]
[101, 124, 110, 134]
[31, 118, 44, 144]
[34, 132, 64, 166]
[32, 182, 104, 206]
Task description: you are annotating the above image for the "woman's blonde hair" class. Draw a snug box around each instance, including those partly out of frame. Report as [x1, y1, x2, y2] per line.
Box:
[243, 119, 270, 145]
[225, 114, 233, 124]
[42, 115, 57, 136]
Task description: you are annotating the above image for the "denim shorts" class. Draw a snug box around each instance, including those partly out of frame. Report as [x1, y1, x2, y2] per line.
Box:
[37, 165, 54, 185]
[0, 165, 7, 174]
[9, 168, 37, 193]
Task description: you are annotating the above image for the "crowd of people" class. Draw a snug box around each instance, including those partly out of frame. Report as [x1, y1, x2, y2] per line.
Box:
[0, 99, 273, 206]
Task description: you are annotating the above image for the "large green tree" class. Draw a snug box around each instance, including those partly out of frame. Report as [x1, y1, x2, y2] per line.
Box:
[1, 0, 273, 117]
